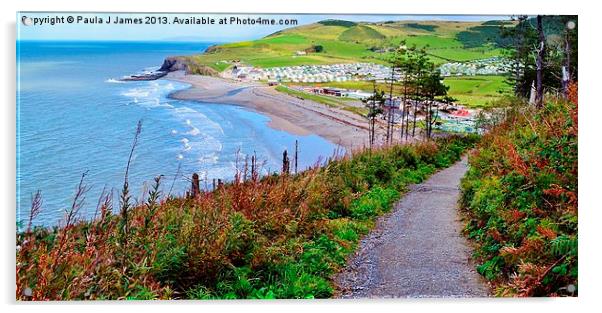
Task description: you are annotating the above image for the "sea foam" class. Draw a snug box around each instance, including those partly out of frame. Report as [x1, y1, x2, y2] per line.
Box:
[105, 78, 125, 84]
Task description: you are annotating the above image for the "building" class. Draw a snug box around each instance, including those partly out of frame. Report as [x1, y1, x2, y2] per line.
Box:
[346, 90, 373, 100]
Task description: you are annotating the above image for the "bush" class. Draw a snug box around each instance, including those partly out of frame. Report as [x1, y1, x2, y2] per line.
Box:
[460, 95, 578, 296]
[350, 187, 399, 220]
[17, 135, 477, 300]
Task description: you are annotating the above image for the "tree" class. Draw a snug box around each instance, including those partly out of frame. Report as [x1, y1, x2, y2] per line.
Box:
[502, 15, 530, 96]
[391, 42, 413, 142]
[393, 45, 429, 139]
[440, 95, 458, 106]
[362, 82, 385, 148]
[501, 15, 538, 98]
[560, 16, 577, 98]
[385, 65, 398, 145]
[422, 67, 449, 139]
[391, 44, 448, 141]
[535, 15, 546, 108]
[501, 16, 578, 102]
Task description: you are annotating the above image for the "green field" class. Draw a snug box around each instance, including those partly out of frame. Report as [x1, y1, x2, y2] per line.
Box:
[427, 47, 505, 63]
[282, 75, 511, 109]
[443, 75, 511, 107]
[186, 19, 513, 70]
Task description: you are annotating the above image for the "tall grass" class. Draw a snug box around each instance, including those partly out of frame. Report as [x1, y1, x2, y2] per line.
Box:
[17, 134, 478, 300]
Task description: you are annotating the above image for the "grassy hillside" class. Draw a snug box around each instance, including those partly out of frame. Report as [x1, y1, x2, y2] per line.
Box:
[187, 19, 512, 71]
[339, 25, 387, 42]
[180, 19, 514, 108]
[444, 75, 511, 108]
[460, 85, 578, 296]
[17, 136, 478, 300]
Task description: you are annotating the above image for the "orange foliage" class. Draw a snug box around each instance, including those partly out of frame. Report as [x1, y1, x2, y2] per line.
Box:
[505, 209, 526, 223]
[506, 142, 529, 177]
[536, 226, 557, 240]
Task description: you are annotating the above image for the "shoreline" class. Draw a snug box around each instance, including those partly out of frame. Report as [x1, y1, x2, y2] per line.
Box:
[164, 71, 370, 150]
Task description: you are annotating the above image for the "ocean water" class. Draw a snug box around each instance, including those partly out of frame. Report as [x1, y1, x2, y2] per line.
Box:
[17, 41, 341, 227]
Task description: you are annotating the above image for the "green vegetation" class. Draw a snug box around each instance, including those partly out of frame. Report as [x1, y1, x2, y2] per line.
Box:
[185, 63, 220, 76]
[501, 15, 577, 99]
[404, 23, 438, 32]
[317, 19, 358, 27]
[288, 80, 375, 91]
[456, 25, 512, 48]
[444, 75, 511, 108]
[427, 47, 505, 63]
[176, 19, 516, 108]
[339, 25, 387, 43]
[16, 15, 578, 301]
[460, 87, 578, 296]
[275, 85, 367, 116]
[182, 19, 511, 71]
[482, 20, 513, 26]
[404, 35, 462, 49]
[388, 45, 450, 141]
[17, 135, 478, 300]
[281, 75, 508, 109]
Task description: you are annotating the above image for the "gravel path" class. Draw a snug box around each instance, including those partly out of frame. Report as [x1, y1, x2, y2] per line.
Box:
[335, 156, 489, 298]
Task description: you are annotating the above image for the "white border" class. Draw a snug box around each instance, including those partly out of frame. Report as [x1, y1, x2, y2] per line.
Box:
[2, 1, 599, 312]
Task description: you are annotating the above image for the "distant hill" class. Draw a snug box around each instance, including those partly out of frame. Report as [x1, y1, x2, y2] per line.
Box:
[339, 25, 387, 42]
[181, 19, 515, 72]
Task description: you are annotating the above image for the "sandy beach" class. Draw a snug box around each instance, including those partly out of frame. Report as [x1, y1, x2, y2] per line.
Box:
[165, 71, 371, 150]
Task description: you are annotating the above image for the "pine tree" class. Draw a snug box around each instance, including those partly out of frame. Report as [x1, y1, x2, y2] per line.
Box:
[362, 81, 384, 148]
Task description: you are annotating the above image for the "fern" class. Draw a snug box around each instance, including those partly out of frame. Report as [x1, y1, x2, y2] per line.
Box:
[550, 235, 577, 257]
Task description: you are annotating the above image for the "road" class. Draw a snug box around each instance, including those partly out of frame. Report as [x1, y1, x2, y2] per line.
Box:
[335, 156, 489, 298]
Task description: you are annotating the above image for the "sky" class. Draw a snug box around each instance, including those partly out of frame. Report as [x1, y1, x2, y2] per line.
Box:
[17, 13, 511, 42]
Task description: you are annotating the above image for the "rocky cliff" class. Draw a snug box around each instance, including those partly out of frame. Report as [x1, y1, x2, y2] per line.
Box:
[159, 56, 190, 72]
[159, 56, 219, 76]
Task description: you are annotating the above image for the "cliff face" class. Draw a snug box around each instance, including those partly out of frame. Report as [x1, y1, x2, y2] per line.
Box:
[204, 45, 222, 54]
[159, 56, 190, 72]
[159, 56, 219, 76]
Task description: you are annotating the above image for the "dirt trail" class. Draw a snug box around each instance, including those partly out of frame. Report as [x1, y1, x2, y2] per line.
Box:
[335, 156, 489, 298]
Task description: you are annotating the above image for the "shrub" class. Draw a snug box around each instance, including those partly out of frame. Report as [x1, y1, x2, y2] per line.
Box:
[460, 94, 578, 296]
[17, 135, 477, 300]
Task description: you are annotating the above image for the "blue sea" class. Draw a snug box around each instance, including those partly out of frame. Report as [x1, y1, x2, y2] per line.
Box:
[16, 41, 340, 227]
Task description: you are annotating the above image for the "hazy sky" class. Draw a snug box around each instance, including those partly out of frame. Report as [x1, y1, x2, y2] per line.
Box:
[17, 13, 511, 42]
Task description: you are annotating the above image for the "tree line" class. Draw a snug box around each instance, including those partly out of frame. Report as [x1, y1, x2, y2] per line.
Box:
[363, 42, 449, 147]
[363, 15, 578, 147]
[501, 15, 577, 107]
